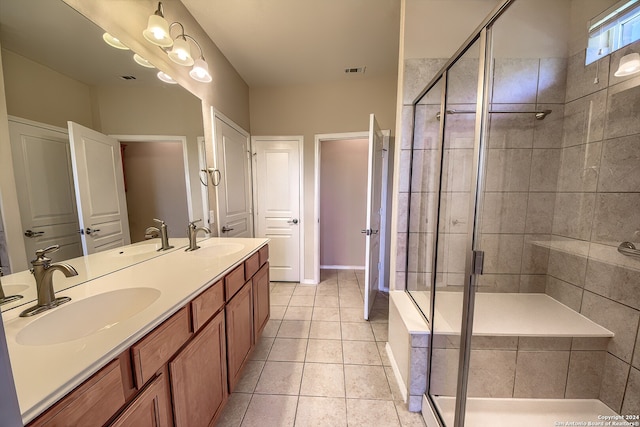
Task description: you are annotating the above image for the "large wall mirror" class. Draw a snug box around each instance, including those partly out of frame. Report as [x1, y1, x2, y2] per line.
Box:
[0, 0, 207, 311]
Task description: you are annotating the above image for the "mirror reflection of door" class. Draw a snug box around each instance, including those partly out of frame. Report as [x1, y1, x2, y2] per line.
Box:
[9, 117, 83, 264]
[68, 121, 131, 254]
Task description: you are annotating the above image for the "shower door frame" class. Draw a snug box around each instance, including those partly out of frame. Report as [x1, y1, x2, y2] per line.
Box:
[406, 0, 518, 426]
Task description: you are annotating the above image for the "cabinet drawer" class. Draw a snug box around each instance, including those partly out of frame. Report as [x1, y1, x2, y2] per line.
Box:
[259, 245, 269, 266]
[131, 307, 191, 388]
[244, 252, 260, 281]
[29, 359, 126, 427]
[224, 264, 245, 301]
[191, 280, 224, 332]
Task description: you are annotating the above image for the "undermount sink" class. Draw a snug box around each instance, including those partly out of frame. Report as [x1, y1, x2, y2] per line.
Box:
[16, 287, 161, 346]
[109, 242, 162, 257]
[192, 243, 244, 257]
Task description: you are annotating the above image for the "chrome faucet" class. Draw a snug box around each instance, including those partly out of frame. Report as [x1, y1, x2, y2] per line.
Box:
[144, 218, 174, 251]
[0, 266, 23, 306]
[20, 245, 77, 317]
[186, 220, 211, 251]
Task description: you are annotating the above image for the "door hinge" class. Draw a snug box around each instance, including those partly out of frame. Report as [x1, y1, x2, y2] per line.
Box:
[472, 250, 484, 275]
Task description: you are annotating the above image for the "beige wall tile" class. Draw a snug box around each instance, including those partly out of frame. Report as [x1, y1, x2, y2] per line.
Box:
[493, 58, 540, 104]
[538, 58, 568, 104]
[592, 193, 640, 246]
[604, 77, 640, 139]
[513, 351, 570, 398]
[530, 149, 561, 191]
[548, 250, 588, 288]
[551, 193, 596, 240]
[480, 192, 528, 234]
[525, 193, 556, 234]
[585, 260, 640, 311]
[533, 104, 565, 148]
[467, 350, 517, 398]
[557, 142, 602, 192]
[565, 51, 609, 103]
[581, 291, 640, 363]
[599, 353, 631, 413]
[484, 149, 532, 192]
[562, 90, 607, 147]
[519, 337, 572, 351]
[622, 367, 640, 416]
[598, 135, 640, 192]
[565, 351, 606, 398]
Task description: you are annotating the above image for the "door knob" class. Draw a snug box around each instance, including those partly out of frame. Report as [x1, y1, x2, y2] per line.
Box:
[221, 225, 234, 233]
[24, 230, 45, 238]
[287, 219, 299, 225]
[86, 227, 101, 235]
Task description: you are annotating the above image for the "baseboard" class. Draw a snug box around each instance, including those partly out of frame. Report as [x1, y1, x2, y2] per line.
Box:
[300, 279, 318, 285]
[320, 265, 365, 270]
[386, 342, 408, 403]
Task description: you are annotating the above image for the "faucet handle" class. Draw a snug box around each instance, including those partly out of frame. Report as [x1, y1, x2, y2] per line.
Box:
[189, 219, 202, 227]
[33, 245, 59, 266]
[153, 218, 165, 225]
[35, 245, 60, 258]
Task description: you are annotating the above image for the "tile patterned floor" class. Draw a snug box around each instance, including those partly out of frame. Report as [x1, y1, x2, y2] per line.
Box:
[216, 269, 426, 427]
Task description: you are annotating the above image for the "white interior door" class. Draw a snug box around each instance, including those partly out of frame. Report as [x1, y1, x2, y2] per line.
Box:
[253, 136, 302, 282]
[213, 115, 253, 237]
[9, 118, 83, 264]
[68, 122, 131, 254]
[364, 114, 384, 320]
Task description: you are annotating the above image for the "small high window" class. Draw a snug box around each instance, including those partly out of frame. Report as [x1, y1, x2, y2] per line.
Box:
[586, 0, 640, 64]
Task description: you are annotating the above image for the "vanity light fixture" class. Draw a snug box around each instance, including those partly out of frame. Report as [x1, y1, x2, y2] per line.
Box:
[143, 2, 212, 83]
[143, 2, 173, 47]
[614, 52, 640, 76]
[133, 54, 155, 68]
[102, 33, 129, 50]
[157, 71, 178, 84]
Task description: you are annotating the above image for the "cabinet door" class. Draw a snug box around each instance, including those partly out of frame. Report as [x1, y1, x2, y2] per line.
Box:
[110, 373, 171, 427]
[170, 311, 227, 427]
[253, 262, 270, 338]
[226, 282, 254, 391]
[29, 359, 126, 427]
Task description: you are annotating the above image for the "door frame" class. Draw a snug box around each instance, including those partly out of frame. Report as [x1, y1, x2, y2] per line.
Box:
[314, 131, 390, 288]
[110, 135, 194, 221]
[251, 135, 305, 283]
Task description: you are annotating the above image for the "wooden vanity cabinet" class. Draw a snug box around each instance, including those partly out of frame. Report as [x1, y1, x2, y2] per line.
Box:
[26, 244, 269, 427]
[169, 310, 227, 427]
[225, 280, 254, 392]
[253, 262, 270, 337]
[110, 371, 172, 427]
[28, 357, 128, 427]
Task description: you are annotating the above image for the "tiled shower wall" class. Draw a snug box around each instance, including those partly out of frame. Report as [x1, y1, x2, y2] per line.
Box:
[544, 41, 640, 415]
[397, 55, 568, 294]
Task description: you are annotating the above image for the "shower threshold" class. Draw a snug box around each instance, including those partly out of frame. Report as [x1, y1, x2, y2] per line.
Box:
[431, 396, 619, 427]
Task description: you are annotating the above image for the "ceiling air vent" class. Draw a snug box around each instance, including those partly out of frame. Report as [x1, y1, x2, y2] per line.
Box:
[120, 75, 137, 80]
[344, 67, 366, 74]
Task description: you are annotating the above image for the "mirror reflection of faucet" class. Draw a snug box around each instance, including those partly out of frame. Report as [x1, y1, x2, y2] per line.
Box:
[0, 266, 23, 306]
[19, 245, 78, 317]
[144, 218, 174, 251]
[186, 220, 211, 252]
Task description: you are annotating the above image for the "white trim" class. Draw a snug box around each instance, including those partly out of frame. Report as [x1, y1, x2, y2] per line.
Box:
[314, 130, 390, 290]
[251, 135, 304, 283]
[380, 130, 391, 292]
[110, 134, 194, 220]
[196, 136, 209, 226]
[211, 108, 250, 138]
[320, 265, 365, 270]
[422, 394, 442, 427]
[8, 115, 68, 134]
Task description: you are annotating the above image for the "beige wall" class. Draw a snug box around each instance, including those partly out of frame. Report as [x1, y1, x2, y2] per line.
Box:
[320, 138, 368, 268]
[1, 49, 94, 128]
[122, 141, 189, 242]
[250, 75, 397, 282]
[94, 84, 204, 221]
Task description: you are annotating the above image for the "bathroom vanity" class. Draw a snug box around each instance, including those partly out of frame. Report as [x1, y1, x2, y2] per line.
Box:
[1, 237, 269, 426]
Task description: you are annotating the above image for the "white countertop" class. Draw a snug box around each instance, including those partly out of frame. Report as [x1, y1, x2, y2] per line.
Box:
[0, 238, 190, 313]
[1, 237, 268, 424]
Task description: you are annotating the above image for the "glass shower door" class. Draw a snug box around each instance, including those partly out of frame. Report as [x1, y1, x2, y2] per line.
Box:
[427, 38, 484, 426]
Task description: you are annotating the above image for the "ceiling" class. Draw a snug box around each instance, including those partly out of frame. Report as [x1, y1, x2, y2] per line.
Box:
[181, 0, 402, 88]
